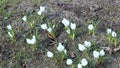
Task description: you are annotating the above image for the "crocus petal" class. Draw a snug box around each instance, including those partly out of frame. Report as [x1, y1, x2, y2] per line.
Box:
[47, 51, 53, 58]
[111, 31, 117, 37]
[47, 27, 52, 33]
[88, 24, 94, 30]
[93, 50, 100, 58]
[84, 41, 91, 48]
[26, 35, 36, 44]
[62, 18, 70, 27]
[37, 10, 42, 15]
[40, 6, 45, 12]
[77, 63, 82, 68]
[7, 24, 12, 30]
[8, 32, 13, 37]
[100, 50, 105, 56]
[66, 59, 73, 65]
[66, 29, 70, 34]
[107, 28, 112, 34]
[78, 44, 86, 51]
[41, 24, 47, 30]
[22, 16, 27, 22]
[81, 58, 88, 66]
[70, 23, 76, 30]
[57, 43, 65, 52]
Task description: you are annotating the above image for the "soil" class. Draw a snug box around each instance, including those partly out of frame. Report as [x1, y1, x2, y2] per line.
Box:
[0, 0, 120, 68]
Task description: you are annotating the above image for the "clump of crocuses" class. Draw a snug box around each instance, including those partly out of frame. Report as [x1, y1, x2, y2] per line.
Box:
[107, 28, 118, 46]
[62, 18, 76, 40]
[7, 24, 15, 40]
[41, 23, 55, 35]
[93, 49, 105, 64]
[26, 35, 36, 51]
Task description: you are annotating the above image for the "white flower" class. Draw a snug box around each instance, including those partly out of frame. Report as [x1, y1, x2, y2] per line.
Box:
[22, 16, 27, 22]
[78, 44, 86, 51]
[40, 6, 45, 12]
[88, 24, 94, 30]
[41, 24, 47, 30]
[66, 29, 70, 34]
[47, 27, 52, 33]
[37, 10, 42, 15]
[52, 25, 55, 29]
[77, 63, 82, 68]
[26, 35, 36, 44]
[66, 59, 73, 65]
[84, 41, 91, 47]
[8, 32, 13, 37]
[81, 58, 88, 66]
[62, 18, 70, 27]
[7, 24, 12, 30]
[70, 23, 76, 30]
[93, 50, 100, 58]
[111, 31, 117, 37]
[37, 6, 45, 15]
[107, 28, 112, 34]
[99, 50, 105, 56]
[64, 49, 67, 54]
[47, 51, 53, 58]
[57, 43, 65, 52]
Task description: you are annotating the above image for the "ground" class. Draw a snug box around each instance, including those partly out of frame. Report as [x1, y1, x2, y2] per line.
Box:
[0, 0, 120, 68]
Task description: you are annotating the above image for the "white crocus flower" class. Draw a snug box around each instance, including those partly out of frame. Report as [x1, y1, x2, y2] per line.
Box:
[62, 18, 70, 27]
[37, 10, 42, 15]
[7, 24, 12, 30]
[81, 58, 88, 66]
[37, 6, 45, 15]
[100, 50, 105, 56]
[78, 63, 82, 68]
[111, 31, 117, 37]
[88, 24, 94, 31]
[41, 24, 47, 30]
[47, 27, 52, 33]
[47, 51, 53, 58]
[57, 43, 65, 52]
[64, 49, 67, 54]
[22, 16, 27, 22]
[107, 28, 112, 34]
[40, 6, 45, 12]
[93, 50, 100, 58]
[66, 59, 73, 65]
[26, 35, 36, 45]
[8, 32, 13, 37]
[70, 23, 76, 30]
[78, 44, 86, 51]
[84, 41, 91, 48]
[66, 29, 70, 34]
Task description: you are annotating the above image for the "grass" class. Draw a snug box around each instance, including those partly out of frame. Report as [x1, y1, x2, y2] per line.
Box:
[0, 0, 120, 68]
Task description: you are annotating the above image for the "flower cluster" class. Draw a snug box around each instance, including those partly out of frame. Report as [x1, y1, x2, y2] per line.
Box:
[7, 24, 15, 38]
[62, 18, 76, 40]
[107, 28, 117, 37]
[41, 23, 55, 34]
[78, 41, 91, 51]
[107, 28, 117, 46]
[37, 6, 45, 15]
[93, 50, 105, 59]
